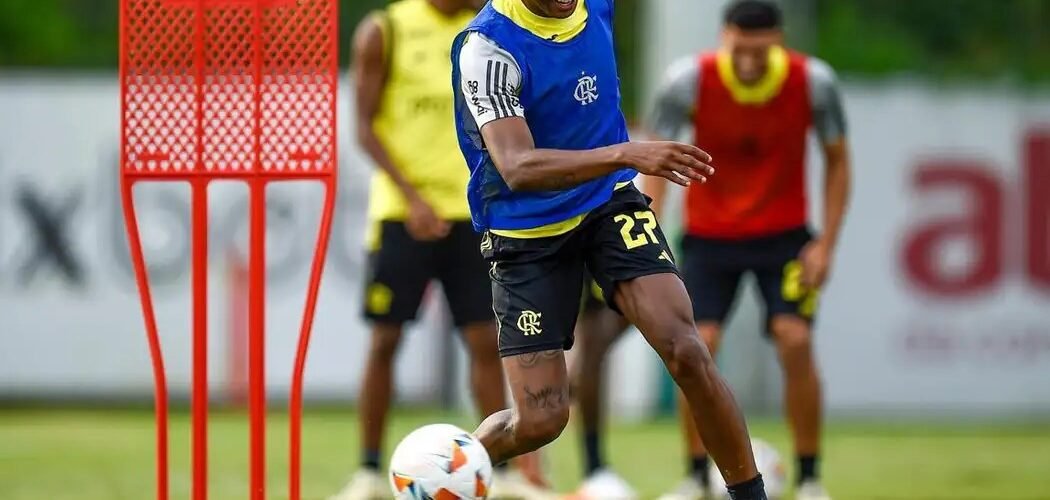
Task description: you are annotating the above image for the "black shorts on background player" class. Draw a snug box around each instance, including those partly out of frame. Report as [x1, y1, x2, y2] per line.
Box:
[579, 272, 607, 313]
[364, 221, 492, 326]
[484, 186, 680, 357]
[680, 226, 818, 332]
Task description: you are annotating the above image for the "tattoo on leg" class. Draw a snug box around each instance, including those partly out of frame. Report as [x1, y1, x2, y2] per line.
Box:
[516, 349, 561, 368]
[523, 385, 566, 410]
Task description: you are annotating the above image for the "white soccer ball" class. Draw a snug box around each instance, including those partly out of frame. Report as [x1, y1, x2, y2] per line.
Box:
[388, 423, 493, 499]
[707, 438, 787, 499]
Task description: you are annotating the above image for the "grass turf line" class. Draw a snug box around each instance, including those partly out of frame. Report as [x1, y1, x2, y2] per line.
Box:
[0, 408, 1048, 499]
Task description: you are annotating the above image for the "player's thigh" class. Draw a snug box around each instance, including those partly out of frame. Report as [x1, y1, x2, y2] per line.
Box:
[436, 222, 495, 328]
[753, 226, 819, 336]
[486, 231, 586, 358]
[611, 273, 713, 373]
[680, 234, 745, 329]
[583, 186, 680, 312]
[362, 221, 434, 325]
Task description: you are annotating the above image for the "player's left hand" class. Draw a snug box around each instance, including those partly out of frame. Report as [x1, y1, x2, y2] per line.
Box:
[799, 238, 832, 288]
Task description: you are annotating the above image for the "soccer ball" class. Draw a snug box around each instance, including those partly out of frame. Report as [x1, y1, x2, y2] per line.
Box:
[707, 438, 787, 499]
[388, 423, 493, 499]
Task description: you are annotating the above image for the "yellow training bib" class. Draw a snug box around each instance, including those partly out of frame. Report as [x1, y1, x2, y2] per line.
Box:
[368, 0, 475, 222]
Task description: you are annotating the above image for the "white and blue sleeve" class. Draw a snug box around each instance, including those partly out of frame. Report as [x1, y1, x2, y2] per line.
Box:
[458, 33, 526, 129]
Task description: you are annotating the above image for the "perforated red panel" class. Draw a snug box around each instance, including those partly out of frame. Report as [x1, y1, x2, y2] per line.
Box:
[123, 0, 198, 173]
[121, 0, 337, 176]
[202, 5, 254, 172]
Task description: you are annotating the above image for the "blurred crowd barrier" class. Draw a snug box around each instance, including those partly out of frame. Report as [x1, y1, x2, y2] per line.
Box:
[1, 73, 1047, 419]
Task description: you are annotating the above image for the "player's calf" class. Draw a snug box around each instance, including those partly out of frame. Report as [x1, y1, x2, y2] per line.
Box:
[474, 349, 570, 465]
[615, 274, 765, 498]
[461, 321, 508, 415]
[513, 391, 570, 451]
[771, 316, 825, 488]
[358, 322, 405, 468]
[473, 397, 569, 466]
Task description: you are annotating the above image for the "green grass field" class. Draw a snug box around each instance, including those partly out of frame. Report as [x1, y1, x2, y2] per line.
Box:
[1, 408, 1048, 500]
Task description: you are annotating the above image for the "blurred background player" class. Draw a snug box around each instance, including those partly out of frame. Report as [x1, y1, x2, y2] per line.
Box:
[646, 2, 851, 499]
[333, 0, 551, 497]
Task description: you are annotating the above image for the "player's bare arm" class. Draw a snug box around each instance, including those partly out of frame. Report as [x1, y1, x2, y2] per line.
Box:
[640, 55, 700, 218]
[800, 138, 851, 287]
[352, 14, 449, 241]
[479, 117, 715, 191]
[799, 58, 852, 288]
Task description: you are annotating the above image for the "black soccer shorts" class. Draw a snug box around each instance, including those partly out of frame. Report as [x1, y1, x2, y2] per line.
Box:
[680, 226, 819, 334]
[482, 185, 681, 357]
[363, 221, 493, 326]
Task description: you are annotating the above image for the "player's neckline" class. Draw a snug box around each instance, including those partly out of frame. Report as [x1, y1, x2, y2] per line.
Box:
[491, 7, 594, 48]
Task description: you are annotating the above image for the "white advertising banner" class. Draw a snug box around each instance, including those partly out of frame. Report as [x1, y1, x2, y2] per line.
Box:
[817, 84, 1050, 414]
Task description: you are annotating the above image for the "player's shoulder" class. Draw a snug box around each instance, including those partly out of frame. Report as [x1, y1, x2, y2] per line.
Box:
[352, 11, 387, 56]
[663, 54, 702, 84]
[461, 31, 497, 50]
[803, 55, 840, 85]
[459, 32, 518, 67]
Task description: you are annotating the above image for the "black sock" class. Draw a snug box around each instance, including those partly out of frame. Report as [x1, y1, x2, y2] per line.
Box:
[727, 474, 767, 500]
[798, 455, 818, 484]
[362, 449, 381, 470]
[690, 455, 710, 487]
[583, 430, 604, 476]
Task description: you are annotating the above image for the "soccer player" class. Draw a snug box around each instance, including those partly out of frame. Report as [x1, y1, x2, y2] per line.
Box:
[451, 1, 768, 499]
[333, 0, 551, 498]
[647, 2, 851, 499]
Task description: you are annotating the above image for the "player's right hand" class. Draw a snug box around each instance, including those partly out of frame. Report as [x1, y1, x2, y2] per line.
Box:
[406, 196, 451, 242]
[617, 141, 714, 186]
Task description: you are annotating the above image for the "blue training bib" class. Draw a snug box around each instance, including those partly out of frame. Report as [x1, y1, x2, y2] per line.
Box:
[451, 0, 636, 232]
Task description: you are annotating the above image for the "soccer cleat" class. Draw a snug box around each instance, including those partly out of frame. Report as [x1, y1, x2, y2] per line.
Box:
[572, 468, 638, 499]
[655, 476, 708, 500]
[328, 468, 389, 500]
[488, 468, 559, 499]
[796, 480, 832, 500]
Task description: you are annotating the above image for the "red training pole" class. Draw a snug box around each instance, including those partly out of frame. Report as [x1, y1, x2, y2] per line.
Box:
[248, 181, 267, 500]
[191, 180, 210, 500]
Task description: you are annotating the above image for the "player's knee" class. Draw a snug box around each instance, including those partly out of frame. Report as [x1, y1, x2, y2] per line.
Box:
[515, 399, 570, 449]
[771, 317, 815, 369]
[369, 323, 403, 359]
[771, 316, 812, 354]
[657, 325, 715, 383]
